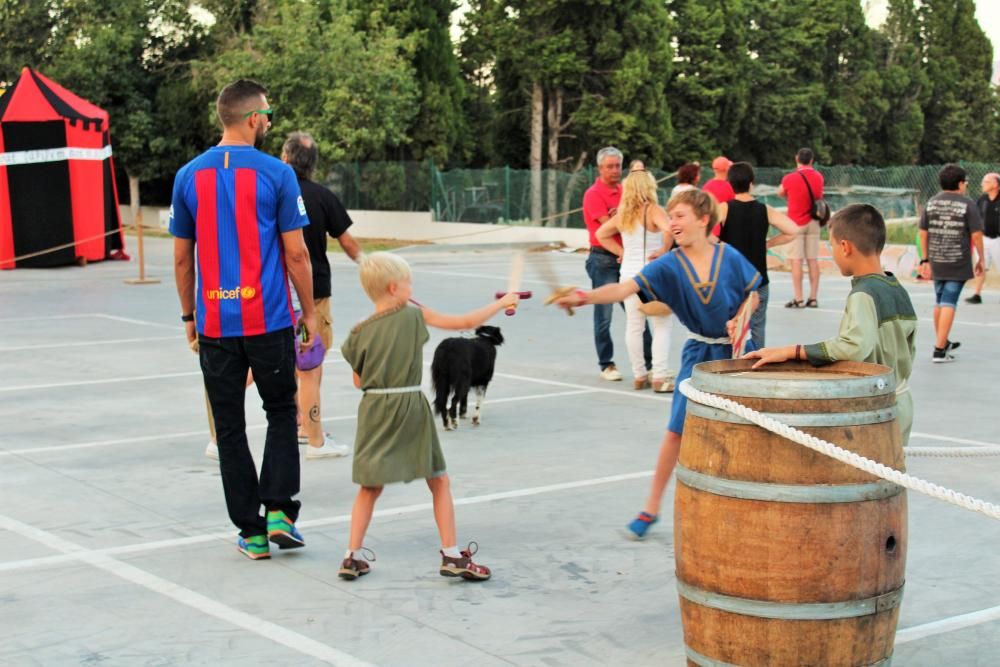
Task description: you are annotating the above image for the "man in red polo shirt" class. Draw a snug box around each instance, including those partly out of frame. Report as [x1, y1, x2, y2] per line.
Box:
[582, 147, 650, 380]
[702, 156, 735, 204]
[777, 148, 824, 308]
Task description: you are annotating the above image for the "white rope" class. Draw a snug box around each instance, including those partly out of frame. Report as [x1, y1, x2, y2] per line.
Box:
[906, 446, 1000, 458]
[678, 379, 1000, 521]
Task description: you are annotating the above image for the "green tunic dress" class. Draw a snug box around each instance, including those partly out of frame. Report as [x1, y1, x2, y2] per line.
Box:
[341, 305, 446, 486]
[803, 273, 917, 445]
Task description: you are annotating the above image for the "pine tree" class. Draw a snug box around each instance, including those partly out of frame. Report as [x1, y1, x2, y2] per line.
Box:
[665, 0, 751, 164]
[738, 0, 828, 165]
[918, 0, 997, 163]
[818, 0, 881, 164]
[354, 0, 468, 165]
[865, 0, 928, 165]
[460, 0, 673, 169]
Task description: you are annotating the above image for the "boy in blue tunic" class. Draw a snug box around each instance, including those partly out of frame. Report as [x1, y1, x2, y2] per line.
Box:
[557, 189, 761, 539]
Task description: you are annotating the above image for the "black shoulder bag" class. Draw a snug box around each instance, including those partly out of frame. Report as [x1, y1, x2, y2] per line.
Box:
[799, 171, 831, 226]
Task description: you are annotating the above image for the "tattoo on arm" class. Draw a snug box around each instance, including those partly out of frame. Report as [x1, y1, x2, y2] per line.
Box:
[309, 405, 320, 423]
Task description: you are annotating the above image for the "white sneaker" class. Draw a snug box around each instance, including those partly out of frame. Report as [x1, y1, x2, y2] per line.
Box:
[600, 365, 623, 381]
[299, 431, 331, 445]
[205, 439, 219, 461]
[305, 435, 351, 459]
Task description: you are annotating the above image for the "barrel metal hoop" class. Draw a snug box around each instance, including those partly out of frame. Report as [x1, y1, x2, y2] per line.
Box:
[685, 646, 892, 667]
[676, 579, 905, 621]
[691, 364, 896, 399]
[677, 465, 904, 503]
[686, 401, 898, 426]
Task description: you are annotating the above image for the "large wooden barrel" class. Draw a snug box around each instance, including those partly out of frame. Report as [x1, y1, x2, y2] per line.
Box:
[675, 359, 906, 667]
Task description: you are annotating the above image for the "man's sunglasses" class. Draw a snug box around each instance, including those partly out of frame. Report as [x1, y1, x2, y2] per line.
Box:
[242, 108, 274, 124]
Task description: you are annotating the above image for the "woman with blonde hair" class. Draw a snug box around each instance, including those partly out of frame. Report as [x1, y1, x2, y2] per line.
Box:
[596, 164, 675, 391]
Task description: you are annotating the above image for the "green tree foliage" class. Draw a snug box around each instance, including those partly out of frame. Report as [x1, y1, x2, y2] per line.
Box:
[201, 0, 418, 163]
[352, 0, 468, 165]
[918, 0, 998, 163]
[865, 0, 928, 165]
[817, 0, 881, 164]
[0, 0, 59, 84]
[44, 0, 212, 191]
[665, 0, 750, 164]
[461, 0, 673, 169]
[738, 0, 879, 166]
[457, 0, 502, 166]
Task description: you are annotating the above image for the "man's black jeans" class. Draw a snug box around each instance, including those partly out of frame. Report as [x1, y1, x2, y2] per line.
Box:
[199, 327, 301, 538]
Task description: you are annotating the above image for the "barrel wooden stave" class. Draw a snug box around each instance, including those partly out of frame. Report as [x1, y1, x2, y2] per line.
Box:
[681, 601, 899, 667]
[681, 416, 905, 486]
[676, 359, 906, 667]
[675, 484, 907, 602]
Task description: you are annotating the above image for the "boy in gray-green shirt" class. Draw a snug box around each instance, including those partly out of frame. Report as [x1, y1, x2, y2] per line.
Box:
[744, 204, 917, 444]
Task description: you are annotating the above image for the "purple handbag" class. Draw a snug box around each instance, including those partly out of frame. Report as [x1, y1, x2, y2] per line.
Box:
[293, 311, 326, 370]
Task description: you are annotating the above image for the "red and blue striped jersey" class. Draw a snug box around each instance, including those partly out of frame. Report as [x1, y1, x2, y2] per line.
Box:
[169, 146, 308, 337]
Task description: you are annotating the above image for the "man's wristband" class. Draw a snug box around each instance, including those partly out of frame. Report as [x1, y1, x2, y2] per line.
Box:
[181, 313, 194, 322]
[575, 289, 589, 306]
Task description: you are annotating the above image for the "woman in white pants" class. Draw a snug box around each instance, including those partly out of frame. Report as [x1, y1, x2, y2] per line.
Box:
[596, 165, 675, 391]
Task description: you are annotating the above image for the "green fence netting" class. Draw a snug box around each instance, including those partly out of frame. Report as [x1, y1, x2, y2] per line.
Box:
[319, 161, 1000, 227]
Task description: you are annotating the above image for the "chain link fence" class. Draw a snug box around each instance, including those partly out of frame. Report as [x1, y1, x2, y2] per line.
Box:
[319, 161, 1000, 226]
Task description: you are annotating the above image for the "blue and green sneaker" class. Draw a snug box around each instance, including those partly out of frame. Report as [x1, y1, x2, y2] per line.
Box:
[625, 512, 658, 540]
[237, 535, 270, 560]
[267, 510, 305, 549]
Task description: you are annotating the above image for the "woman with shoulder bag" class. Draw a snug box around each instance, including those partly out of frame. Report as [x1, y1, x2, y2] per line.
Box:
[596, 165, 676, 392]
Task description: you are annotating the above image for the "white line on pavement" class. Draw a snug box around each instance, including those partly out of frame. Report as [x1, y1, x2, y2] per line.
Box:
[0, 358, 349, 393]
[0, 335, 180, 352]
[910, 432, 1000, 448]
[0, 470, 654, 573]
[492, 370, 673, 402]
[0, 514, 375, 667]
[0, 388, 602, 456]
[896, 603, 1000, 644]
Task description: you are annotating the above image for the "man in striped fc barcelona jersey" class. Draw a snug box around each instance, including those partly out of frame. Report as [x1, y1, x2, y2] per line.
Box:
[170, 79, 317, 560]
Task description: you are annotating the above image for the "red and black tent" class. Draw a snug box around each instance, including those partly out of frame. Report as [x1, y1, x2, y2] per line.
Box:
[0, 67, 125, 269]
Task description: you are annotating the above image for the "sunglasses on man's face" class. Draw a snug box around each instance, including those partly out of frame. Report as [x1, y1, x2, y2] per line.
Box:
[242, 108, 274, 125]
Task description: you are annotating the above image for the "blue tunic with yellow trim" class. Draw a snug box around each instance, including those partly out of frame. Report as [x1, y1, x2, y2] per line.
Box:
[633, 243, 761, 433]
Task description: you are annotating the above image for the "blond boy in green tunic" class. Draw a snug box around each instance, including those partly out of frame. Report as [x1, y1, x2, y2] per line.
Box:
[743, 204, 917, 444]
[339, 252, 519, 581]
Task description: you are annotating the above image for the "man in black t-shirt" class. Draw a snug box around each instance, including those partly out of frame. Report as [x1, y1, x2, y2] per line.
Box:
[282, 132, 363, 458]
[965, 172, 1000, 304]
[918, 164, 984, 362]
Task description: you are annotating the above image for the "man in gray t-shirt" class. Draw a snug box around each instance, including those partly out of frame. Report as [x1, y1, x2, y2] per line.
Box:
[918, 163, 984, 362]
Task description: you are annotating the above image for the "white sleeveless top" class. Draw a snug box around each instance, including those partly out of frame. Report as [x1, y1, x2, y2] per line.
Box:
[619, 209, 661, 277]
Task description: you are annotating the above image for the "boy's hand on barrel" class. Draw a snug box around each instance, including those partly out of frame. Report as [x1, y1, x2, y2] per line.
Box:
[742, 345, 795, 369]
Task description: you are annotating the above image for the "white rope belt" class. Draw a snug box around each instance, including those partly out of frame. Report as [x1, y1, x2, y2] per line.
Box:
[364, 385, 422, 395]
[678, 379, 1000, 520]
[687, 332, 730, 345]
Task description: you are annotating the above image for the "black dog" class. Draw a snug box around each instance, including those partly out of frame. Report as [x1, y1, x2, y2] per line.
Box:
[431, 326, 504, 430]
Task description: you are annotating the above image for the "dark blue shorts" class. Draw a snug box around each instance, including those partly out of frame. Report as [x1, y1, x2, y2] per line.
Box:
[933, 280, 964, 308]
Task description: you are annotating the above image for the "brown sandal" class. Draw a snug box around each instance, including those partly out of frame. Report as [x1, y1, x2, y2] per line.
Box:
[785, 299, 804, 308]
[338, 547, 375, 580]
[440, 542, 491, 581]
